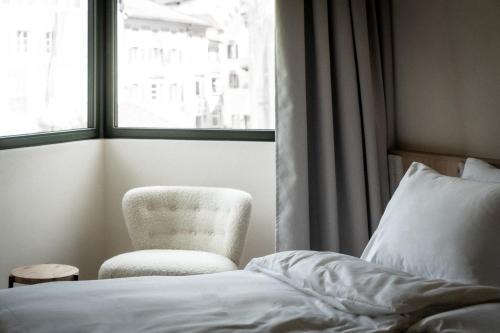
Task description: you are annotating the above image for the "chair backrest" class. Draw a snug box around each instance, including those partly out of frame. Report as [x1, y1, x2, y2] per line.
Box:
[122, 186, 252, 265]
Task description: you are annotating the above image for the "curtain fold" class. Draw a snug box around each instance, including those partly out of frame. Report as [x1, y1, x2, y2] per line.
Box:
[276, 0, 394, 256]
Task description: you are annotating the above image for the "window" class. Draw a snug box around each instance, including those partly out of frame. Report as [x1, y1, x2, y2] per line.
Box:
[150, 48, 163, 65]
[166, 49, 181, 65]
[208, 43, 219, 64]
[129, 84, 140, 100]
[115, 0, 275, 133]
[169, 84, 179, 102]
[0, 0, 94, 143]
[17, 31, 29, 53]
[195, 81, 201, 96]
[45, 32, 53, 53]
[129, 47, 139, 63]
[194, 77, 204, 97]
[1, 0, 274, 148]
[227, 41, 238, 60]
[229, 71, 239, 89]
[211, 77, 220, 94]
[151, 83, 158, 100]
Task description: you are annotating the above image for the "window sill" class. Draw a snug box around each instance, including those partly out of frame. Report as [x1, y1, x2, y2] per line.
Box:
[0, 129, 99, 150]
[106, 128, 275, 142]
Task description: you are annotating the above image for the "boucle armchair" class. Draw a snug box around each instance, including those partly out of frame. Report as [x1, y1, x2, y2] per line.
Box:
[98, 186, 252, 279]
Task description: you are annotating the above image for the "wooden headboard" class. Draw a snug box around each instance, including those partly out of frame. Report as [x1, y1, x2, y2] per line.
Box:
[387, 150, 500, 193]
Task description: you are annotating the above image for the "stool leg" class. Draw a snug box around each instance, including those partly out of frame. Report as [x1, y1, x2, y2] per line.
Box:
[8, 276, 14, 288]
[73, 274, 79, 281]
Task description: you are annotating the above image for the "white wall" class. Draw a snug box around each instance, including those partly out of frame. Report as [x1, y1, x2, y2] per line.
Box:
[103, 139, 276, 267]
[0, 140, 105, 289]
[0, 139, 275, 289]
[393, 0, 500, 158]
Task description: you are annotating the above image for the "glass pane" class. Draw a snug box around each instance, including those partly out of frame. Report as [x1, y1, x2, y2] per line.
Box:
[117, 0, 275, 130]
[0, 0, 88, 137]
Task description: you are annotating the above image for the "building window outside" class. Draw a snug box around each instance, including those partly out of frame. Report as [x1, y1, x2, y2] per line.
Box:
[159, 83, 165, 101]
[45, 32, 53, 53]
[129, 47, 139, 63]
[151, 83, 157, 100]
[229, 71, 239, 89]
[129, 84, 140, 100]
[156, 48, 163, 64]
[17, 31, 29, 53]
[227, 41, 238, 59]
[195, 81, 201, 96]
[208, 45, 219, 64]
[151, 48, 162, 64]
[211, 77, 220, 95]
[169, 84, 178, 102]
[194, 77, 204, 97]
[243, 114, 251, 129]
[166, 49, 181, 64]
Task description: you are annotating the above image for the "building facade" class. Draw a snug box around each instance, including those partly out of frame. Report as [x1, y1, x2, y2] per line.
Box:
[117, 0, 274, 129]
[0, 0, 88, 136]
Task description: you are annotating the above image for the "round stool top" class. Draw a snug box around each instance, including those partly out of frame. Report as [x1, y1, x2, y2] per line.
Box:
[11, 264, 79, 285]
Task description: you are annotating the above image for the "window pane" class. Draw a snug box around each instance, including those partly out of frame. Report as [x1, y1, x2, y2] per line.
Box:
[0, 0, 88, 137]
[117, 0, 275, 130]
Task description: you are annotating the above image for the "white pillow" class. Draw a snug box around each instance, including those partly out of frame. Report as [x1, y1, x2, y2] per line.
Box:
[462, 158, 500, 183]
[361, 162, 500, 287]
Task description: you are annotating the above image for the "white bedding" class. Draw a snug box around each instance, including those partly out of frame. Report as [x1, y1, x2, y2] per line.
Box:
[406, 303, 500, 333]
[1, 251, 500, 333]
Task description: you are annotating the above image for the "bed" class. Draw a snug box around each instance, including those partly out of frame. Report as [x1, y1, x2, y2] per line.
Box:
[2, 251, 500, 333]
[2, 151, 500, 333]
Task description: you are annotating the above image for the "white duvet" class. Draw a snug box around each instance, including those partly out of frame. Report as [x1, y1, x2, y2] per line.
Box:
[1, 251, 500, 333]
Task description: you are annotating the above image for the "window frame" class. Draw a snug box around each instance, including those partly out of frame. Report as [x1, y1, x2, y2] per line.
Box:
[0, 0, 101, 150]
[104, 0, 275, 142]
[0, 0, 275, 150]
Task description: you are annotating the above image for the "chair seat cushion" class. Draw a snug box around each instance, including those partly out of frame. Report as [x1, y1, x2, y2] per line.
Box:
[98, 249, 238, 279]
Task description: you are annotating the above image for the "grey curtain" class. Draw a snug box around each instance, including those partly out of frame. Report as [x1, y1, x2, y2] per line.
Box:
[276, 0, 395, 256]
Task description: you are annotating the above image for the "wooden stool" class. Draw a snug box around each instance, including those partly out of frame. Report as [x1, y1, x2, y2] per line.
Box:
[9, 264, 79, 288]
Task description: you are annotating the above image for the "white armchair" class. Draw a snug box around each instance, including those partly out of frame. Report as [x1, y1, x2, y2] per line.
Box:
[98, 186, 252, 279]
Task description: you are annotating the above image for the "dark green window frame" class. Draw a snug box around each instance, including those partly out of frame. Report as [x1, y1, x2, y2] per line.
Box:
[0, 0, 275, 150]
[0, 0, 101, 150]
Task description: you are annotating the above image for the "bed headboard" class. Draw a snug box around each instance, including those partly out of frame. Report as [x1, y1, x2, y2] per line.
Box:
[387, 150, 500, 194]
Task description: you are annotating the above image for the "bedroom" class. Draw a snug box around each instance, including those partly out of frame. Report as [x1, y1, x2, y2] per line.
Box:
[1, 0, 500, 332]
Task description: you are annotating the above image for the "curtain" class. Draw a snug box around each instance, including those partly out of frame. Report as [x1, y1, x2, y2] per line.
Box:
[276, 0, 395, 256]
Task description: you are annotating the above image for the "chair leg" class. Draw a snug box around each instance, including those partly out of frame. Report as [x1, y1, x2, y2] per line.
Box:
[8, 276, 14, 288]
